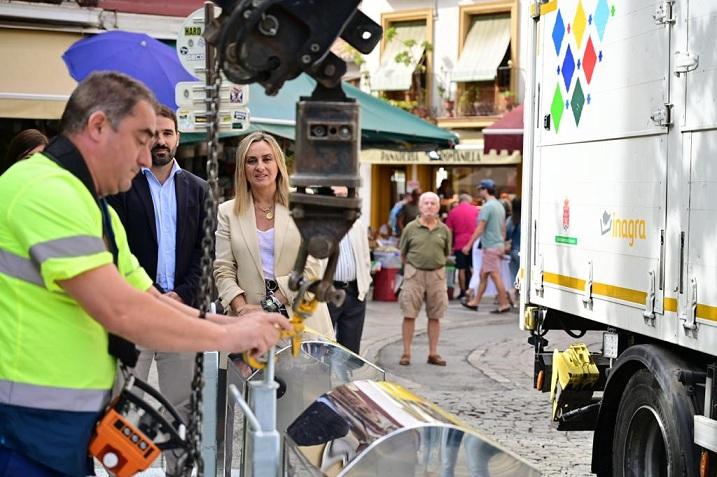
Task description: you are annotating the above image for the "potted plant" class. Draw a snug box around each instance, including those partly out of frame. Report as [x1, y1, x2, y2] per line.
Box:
[499, 90, 516, 112]
[437, 83, 455, 117]
[457, 88, 471, 117]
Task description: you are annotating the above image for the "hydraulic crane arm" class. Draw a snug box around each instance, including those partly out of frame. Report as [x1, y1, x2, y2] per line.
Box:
[206, 0, 382, 305]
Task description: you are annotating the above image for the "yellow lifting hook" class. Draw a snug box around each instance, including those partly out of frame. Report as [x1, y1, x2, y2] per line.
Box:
[242, 294, 317, 370]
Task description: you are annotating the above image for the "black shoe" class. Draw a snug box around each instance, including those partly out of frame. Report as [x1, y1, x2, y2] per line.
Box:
[460, 297, 478, 311]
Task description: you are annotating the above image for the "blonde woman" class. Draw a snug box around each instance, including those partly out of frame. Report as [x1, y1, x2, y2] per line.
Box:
[214, 132, 334, 337]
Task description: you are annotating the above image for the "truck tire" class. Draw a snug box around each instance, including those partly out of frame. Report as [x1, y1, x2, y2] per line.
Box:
[612, 369, 688, 476]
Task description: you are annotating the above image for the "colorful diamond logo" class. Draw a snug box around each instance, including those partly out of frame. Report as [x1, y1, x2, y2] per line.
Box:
[595, 0, 610, 41]
[573, 1, 587, 49]
[583, 36, 597, 83]
[551, 84, 564, 133]
[552, 10, 566, 55]
[562, 45, 576, 91]
[571, 79, 586, 126]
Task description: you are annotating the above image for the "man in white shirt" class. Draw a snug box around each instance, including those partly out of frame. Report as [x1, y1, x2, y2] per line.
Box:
[329, 188, 372, 353]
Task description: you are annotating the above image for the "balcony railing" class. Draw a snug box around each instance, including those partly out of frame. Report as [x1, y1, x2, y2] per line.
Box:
[441, 84, 515, 119]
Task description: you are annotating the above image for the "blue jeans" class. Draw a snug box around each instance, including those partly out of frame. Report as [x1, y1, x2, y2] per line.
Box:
[0, 445, 62, 477]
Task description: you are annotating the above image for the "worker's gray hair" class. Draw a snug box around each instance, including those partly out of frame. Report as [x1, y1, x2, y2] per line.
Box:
[459, 193, 473, 203]
[60, 71, 159, 135]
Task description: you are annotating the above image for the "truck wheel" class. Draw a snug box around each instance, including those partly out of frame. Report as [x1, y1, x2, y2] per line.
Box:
[612, 369, 686, 476]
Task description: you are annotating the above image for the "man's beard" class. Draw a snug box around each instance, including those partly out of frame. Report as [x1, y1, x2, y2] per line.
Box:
[151, 146, 174, 167]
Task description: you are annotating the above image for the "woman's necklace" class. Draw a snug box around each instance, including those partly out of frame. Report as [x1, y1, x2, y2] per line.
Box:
[255, 203, 274, 220]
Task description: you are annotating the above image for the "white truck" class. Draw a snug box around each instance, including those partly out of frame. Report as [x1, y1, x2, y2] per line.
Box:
[521, 0, 717, 474]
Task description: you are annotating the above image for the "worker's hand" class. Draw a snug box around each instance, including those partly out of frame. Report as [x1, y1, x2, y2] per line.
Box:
[164, 291, 183, 303]
[223, 311, 291, 354]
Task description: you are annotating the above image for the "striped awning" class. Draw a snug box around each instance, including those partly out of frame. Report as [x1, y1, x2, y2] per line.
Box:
[452, 15, 510, 83]
[370, 22, 427, 92]
[0, 28, 80, 119]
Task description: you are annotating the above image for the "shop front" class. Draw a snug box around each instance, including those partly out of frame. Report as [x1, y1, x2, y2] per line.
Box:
[361, 147, 521, 231]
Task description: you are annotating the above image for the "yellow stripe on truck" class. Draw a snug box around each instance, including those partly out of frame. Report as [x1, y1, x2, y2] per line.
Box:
[543, 272, 716, 322]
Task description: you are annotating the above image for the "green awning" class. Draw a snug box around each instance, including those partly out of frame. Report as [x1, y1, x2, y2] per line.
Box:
[180, 74, 457, 150]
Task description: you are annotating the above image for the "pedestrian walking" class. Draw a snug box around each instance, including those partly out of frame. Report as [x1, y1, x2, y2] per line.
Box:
[396, 189, 420, 234]
[107, 105, 208, 476]
[398, 192, 452, 366]
[445, 193, 478, 300]
[461, 179, 511, 313]
[0, 72, 288, 477]
[505, 197, 521, 305]
[388, 193, 406, 235]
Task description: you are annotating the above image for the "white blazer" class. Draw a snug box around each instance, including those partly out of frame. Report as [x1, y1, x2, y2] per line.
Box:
[213, 198, 334, 338]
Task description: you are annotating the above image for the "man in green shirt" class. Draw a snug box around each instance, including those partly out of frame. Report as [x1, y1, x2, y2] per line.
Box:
[398, 192, 452, 367]
[462, 179, 510, 313]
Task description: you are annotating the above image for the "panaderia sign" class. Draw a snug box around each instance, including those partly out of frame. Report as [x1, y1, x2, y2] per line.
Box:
[360, 149, 521, 165]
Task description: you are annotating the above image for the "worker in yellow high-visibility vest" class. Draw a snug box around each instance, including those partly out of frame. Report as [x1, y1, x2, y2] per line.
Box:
[0, 72, 291, 477]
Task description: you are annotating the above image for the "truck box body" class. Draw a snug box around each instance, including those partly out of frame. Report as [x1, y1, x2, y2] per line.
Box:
[521, 0, 717, 471]
[523, 0, 717, 355]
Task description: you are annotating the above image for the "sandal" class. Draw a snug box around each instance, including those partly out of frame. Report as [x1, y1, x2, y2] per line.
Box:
[490, 307, 511, 314]
[399, 354, 411, 366]
[427, 354, 447, 366]
[460, 297, 478, 310]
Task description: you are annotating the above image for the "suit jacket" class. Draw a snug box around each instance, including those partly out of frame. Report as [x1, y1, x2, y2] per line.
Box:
[107, 168, 208, 307]
[214, 197, 334, 338]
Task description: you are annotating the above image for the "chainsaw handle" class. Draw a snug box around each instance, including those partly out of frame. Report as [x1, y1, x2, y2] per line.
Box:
[130, 376, 186, 428]
[122, 389, 186, 450]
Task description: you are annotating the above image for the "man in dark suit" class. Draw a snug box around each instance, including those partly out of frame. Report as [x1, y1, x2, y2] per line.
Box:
[107, 105, 207, 476]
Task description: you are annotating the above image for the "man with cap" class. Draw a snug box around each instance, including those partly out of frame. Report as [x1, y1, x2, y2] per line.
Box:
[461, 179, 511, 313]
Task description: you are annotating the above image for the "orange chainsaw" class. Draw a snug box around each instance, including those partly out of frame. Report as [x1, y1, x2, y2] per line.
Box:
[89, 374, 187, 477]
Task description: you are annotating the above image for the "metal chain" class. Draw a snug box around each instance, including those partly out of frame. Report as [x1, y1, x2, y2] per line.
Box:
[183, 51, 223, 477]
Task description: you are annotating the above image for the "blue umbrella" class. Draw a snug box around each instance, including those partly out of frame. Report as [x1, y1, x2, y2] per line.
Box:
[63, 30, 197, 110]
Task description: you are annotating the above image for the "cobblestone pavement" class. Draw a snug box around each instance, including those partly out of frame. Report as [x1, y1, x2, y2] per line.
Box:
[362, 299, 601, 476]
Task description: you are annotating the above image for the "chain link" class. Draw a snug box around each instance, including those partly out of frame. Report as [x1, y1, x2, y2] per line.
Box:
[183, 51, 223, 477]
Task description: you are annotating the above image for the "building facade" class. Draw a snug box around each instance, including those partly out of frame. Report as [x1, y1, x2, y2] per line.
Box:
[358, 0, 530, 230]
[0, 0, 202, 160]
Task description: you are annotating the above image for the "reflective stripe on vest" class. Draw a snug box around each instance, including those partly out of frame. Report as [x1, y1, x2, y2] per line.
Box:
[30, 235, 105, 265]
[0, 248, 42, 285]
[0, 379, 109, 412]
[0, 235, 105, 286]
[0, 235, 110, 411]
